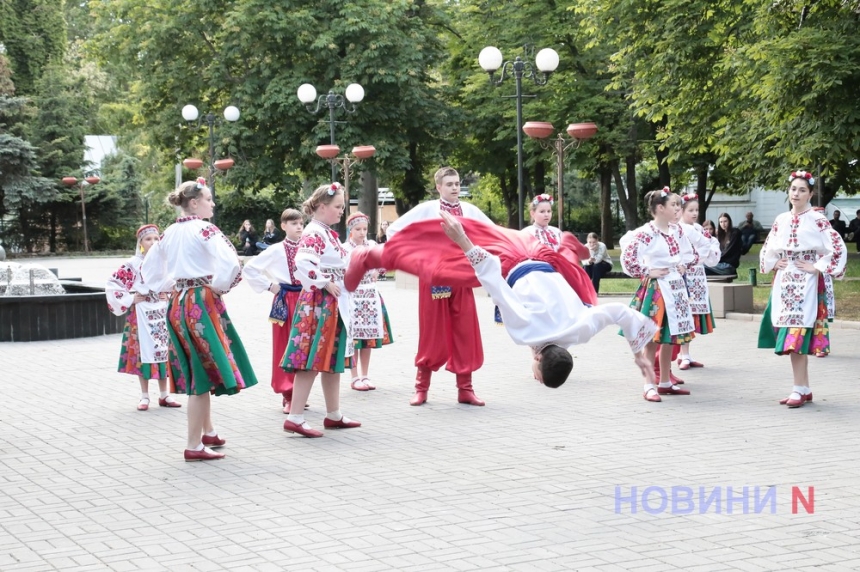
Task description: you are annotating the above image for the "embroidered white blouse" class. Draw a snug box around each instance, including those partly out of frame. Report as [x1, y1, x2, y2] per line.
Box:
[342, 238, 385, 339]
[679, 222, 720, 315]
[141, 216, 241, 295]
[242, 238, 300, 293]
[760, 209, 846, 327]
[464, 246, 657, 353]
[620, 222, 696, 335]
[522, 224, 563, 252]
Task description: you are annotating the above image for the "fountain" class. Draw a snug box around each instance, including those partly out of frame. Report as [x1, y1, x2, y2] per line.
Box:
[0, 261, 125, 342]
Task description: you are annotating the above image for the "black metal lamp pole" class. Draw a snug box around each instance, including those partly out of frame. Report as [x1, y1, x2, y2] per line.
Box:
[479, 47, 559, 229]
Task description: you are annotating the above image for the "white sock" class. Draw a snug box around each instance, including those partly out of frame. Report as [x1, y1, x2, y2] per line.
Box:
[679, 354, 691, 361]
[287, 414, 305, 425]
[326, 410, 342, 421]
[658, 381, 673, 388]
[160, 391, 170, 399]
[644, 384, 657, 393]
[204, 429, 217, 437]
[192, 443, 204, 451]
[140, 394, 150, 400]
[793, 385, 810, 396]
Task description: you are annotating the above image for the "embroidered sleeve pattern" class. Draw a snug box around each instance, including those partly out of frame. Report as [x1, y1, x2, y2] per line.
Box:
[465, 246, 490, 268]
[621, 232, 650, 278]
[113, 264, 136, 292]
[298, 232, 326, 257]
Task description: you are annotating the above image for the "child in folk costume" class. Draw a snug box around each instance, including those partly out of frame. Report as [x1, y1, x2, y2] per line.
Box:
[758, 170, 846, 408]
[342, 212, 393, 391]
[676, 193, 721, 370]
[281, 183, 362, 438]
[141, 178, 258, 462]
[386, 166, 491, 407]
[106, 224, 181, 411]
[620, 188, 697, 402]
[523, 194, 590, 261]
[242, 208, 306, 413]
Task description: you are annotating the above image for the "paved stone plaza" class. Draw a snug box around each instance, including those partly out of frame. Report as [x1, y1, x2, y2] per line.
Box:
[2, 257, 860, 571]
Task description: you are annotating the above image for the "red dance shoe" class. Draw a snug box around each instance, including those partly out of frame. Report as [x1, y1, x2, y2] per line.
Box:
[678, 358, 691, 370]
[457, 390, 486, 406]
[201, 434, 226, 448]
[689, 360, 704, 367]
[657, 384, 690, 396]
[669, 371, 685, 385]
[643, 388, 662, 402]
[283, 419, 323, 438]
[158, 397, 182, 408]
[780, 392, 813, 407]
[351, 378, 372, 391]
[345, 246, 384, 292]
[184, 447, 225, 462]
[323, 416, 362, 429]
[137, 398, 150, 411]
[410, 391, 428, 406]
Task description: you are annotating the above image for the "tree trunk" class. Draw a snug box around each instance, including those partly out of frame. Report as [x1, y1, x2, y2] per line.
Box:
[611, 159, 637, 233]
[534, 159, 545, 195]
[655, 144, 671, 188]
[499, 172, 517, 229]
[49, 209, 57, 253]
[599, 166, 614, 249]
[358, 170, 378, 233]
[695, 164, 708, 223]
[398, 141, 424, 214]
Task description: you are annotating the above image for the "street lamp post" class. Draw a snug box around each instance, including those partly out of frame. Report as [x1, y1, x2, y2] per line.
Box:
[180, 104, 240, 223]
[523, 121, 598, 231]
[298, 83, 366, 234]
[315, 144, 376, 227]
[478, 46, 560, 229]
[61, 175, 100, 253]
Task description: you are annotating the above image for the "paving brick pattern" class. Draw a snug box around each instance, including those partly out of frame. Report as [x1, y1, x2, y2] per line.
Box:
[1, 257, 859, 571]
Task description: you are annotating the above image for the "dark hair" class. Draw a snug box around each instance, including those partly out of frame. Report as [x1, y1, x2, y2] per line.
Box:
[644, 187, 673, 215]
[167, 180, 206, 209]
[717, 212, 734, 246]
[281, 208, 303, 224]
[540, 345, 573, 388]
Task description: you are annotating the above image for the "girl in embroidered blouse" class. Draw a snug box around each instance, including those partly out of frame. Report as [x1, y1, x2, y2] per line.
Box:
[242, 208, 306, 414]
[523, 194, 563, 251]
[676, 194, 721, 370]
[620, 188, 696, 403]
[106, 224, 180, 412]
[342, 212, 394, 392]
[280, 183, 362, 438]
[141, 178, 258, 462]
[758, 170, 846, 408]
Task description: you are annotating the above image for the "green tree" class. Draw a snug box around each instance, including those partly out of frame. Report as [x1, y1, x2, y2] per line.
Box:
[0, 0, 66, 95]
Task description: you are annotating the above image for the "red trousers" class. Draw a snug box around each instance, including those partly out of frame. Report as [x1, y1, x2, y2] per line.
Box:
[415, 282, 483, 375]
[271, 322, 296, 394]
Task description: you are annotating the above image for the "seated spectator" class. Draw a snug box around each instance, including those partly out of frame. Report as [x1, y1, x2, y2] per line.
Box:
[829, 210, 848, 240]
[702, 219, 716, 237]
[705, 213, 742, 276]
[848, 209, 860, 253]
[237, 220, 258, 256]
[738, 211, 763, 255]
[581, 232, 613, 293]
[256, 219, 281, 251]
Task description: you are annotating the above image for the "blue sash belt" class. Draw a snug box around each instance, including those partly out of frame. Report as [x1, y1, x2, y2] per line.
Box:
[494, 262, 555, 324]
[270, 283, 302, 324]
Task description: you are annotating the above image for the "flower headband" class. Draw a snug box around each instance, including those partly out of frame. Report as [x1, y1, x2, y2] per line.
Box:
[788, 170, 815, 186]
[532, 193, 554, 207]
[681, 192, 698, 206]
[328, 182, 342, 196]
[195, 177, 207, 189]
[659, 186, 671, 198]
[347, 213, 369, 232]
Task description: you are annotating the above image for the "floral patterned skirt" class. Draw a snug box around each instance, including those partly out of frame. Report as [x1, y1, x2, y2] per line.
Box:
[281, 288, 353, 374]
[628, 278, 695, 345]
[758, 274, 829, 356]
[117, 310, 168, 379]
[354, 294, 394, 350]
[167, 287, 258, 396]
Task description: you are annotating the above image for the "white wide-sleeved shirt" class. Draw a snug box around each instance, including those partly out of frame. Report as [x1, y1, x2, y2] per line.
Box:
[760, 209, 846, 327]
[464, 246, 656, 352]
[242, 238, 300, 294]
[679, 222, 720, 315]
[522, 224, 563, 252]
[141, 216, 241, 295]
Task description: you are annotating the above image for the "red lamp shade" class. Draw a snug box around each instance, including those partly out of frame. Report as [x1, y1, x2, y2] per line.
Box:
[213, 158, 235, 171]
[85, 176, 101, 185]
[522, 121, 555, 139]
[61, 177, 78, 186]
[567, 122, 598, 141]
[315, 145, 341, 159]
[352, 145, 376, 160]
[183, 158, 204, 170]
